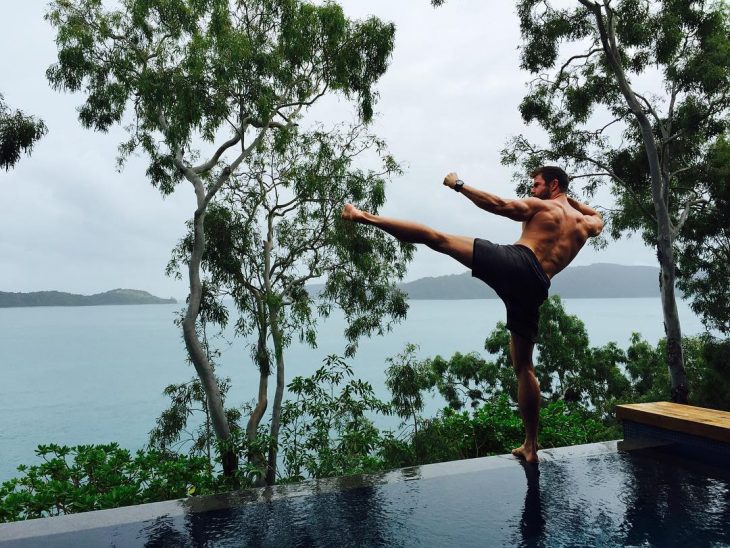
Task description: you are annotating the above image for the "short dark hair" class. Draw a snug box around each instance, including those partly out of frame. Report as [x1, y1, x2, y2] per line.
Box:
[530, 165, 569, 192]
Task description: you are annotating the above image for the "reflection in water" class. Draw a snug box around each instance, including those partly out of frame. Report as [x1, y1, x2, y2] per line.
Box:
[106, 451, 728, 547]
[141, 515, 188, 547]
[621, 452, 730, 547]
[180, 476, 398, 547]
[519, 462, 545, 546]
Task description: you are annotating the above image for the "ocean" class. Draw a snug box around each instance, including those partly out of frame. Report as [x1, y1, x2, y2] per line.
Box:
[0, 298, 709, 482]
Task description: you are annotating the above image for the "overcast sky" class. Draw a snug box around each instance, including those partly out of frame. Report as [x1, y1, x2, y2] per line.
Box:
[0, 1, 656, 299]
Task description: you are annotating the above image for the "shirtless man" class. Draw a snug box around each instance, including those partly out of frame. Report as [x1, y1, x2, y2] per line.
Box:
[341, 165, 604, 463]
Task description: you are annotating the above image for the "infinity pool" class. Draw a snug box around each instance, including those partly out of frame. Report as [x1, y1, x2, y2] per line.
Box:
[1, 442, 728, 546]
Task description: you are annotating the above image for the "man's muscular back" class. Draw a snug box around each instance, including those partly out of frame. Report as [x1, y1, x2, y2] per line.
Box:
[516, 197, 600, 278]
[440, 171, 604, 276]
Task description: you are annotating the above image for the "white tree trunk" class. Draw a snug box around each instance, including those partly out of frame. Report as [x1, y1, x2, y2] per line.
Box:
[183, 207, 238, 475]
[588, 1, 689, 402]
[266, 311, 285, 485]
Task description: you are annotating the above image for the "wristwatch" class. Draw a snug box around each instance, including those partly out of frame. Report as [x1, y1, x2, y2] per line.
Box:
[453, 179, 465, 192]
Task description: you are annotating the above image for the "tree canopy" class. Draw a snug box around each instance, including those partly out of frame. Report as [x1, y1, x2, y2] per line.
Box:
[0, 94, 47, 171]
[46, 0, 398, 476]
[46, 0, 395, 193]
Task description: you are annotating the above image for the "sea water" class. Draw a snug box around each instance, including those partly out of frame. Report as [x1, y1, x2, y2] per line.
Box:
[0, 298, 708, 482]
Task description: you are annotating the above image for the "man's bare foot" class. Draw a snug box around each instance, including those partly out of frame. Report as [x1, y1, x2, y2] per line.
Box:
[341, 203, 364, 222]
[512, 443, 539, 464]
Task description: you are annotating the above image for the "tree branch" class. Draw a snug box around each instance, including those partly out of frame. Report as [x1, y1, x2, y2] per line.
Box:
[575, 154, 656, 221]
[672, 195, 707, 237]
[203, 121, 272, 208]
[193, 132, 244, 174]
[556, 48, 602, 82]
[634, 92, 666, 138]
[158, 112, 206, 204]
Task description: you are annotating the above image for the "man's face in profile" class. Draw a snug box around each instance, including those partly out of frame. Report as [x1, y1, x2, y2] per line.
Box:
[531, 175, 551, 199]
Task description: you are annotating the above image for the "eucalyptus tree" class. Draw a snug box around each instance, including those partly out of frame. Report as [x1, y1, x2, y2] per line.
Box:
[0, 94, 46, 170]
[46, 0, 396, 475]
[184, 124, 412, 484]
[501, 0, 730, 402]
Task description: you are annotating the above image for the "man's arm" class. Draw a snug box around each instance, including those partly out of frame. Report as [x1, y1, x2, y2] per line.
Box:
[443, 172, 545, 222]
[567, 197, 604, 236]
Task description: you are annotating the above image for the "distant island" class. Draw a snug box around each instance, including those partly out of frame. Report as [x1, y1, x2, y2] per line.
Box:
[0, 289, 177, 308]
[308, 263, 663, 300]
[398, 263, 661, 299]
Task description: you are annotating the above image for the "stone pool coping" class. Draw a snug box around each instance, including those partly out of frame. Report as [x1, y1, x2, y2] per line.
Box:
[0, 440, 620, 542]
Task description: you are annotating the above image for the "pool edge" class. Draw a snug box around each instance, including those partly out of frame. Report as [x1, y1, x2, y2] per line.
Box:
[0, 440, 620, 541]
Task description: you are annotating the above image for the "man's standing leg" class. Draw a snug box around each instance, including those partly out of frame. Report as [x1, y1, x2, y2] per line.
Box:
[342, 204, 474, 269]
[510, 332, 540, 463]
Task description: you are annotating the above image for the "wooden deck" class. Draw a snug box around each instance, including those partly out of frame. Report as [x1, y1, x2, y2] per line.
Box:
[616, 402, 730, 443]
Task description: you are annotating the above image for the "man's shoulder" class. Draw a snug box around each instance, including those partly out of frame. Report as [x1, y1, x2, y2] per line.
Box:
[523, 197, 555, 210]
[527, 197, 565, 215]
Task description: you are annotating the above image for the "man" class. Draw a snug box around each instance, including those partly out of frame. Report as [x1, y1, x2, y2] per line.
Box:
[341, 166, 603, 463]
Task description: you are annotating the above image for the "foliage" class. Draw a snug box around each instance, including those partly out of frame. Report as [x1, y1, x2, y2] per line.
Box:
[626, 332, 730, 411]
[412, 395, 522, 464]
[279, 355, 391, 482]
[505, 0, 730, 221]
[420, 296, 631, 420]
[0, 444, 214, 523]
[385, 343, 432, 434]
[484, 297, 729, 416]
[423, 351, 506, 411]
[675, 136, 730, 335]
[403, 296, 730, 440]
[45, 0, 396, 191]
[399, 395, 615, 466]
[538, 400, 619, 448]
[148, 375, 242, 466]
[0, 94, 47, 171]
[624, 332, 671, 401]
[7, 326, 728, 523]
[692, 336, 730, 410]
[191, 123, 412, 358]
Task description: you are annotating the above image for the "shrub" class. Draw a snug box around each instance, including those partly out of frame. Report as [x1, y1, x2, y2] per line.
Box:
[0, 444, 215, 523]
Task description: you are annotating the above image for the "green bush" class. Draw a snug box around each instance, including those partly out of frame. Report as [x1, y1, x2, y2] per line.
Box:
[278, 356, 391, 482]
[539, 400, 619, 448]
[0, 444, 215, 523]
[384, 395, 618, 469]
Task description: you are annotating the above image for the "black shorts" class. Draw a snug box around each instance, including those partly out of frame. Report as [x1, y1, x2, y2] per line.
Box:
[471, 239, 550, 343]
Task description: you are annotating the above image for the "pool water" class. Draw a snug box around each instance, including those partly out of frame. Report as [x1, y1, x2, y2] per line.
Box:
[2, 443, 729, 547]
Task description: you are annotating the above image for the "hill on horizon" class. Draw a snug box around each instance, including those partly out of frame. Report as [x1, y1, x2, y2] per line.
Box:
[308, 263, 662, 300]
[400, 263, 661, 300]
[0, 289, 176, 308]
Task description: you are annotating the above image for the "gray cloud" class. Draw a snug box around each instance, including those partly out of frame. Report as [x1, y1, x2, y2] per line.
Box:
[0, 1, 656, 299]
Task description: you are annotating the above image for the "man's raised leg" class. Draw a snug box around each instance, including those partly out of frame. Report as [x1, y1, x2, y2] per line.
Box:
[342, 204, 474, 269]
[509, 332, 540, 463]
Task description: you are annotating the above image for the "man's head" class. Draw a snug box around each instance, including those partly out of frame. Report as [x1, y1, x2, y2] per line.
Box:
[529, 166, 569, 199]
